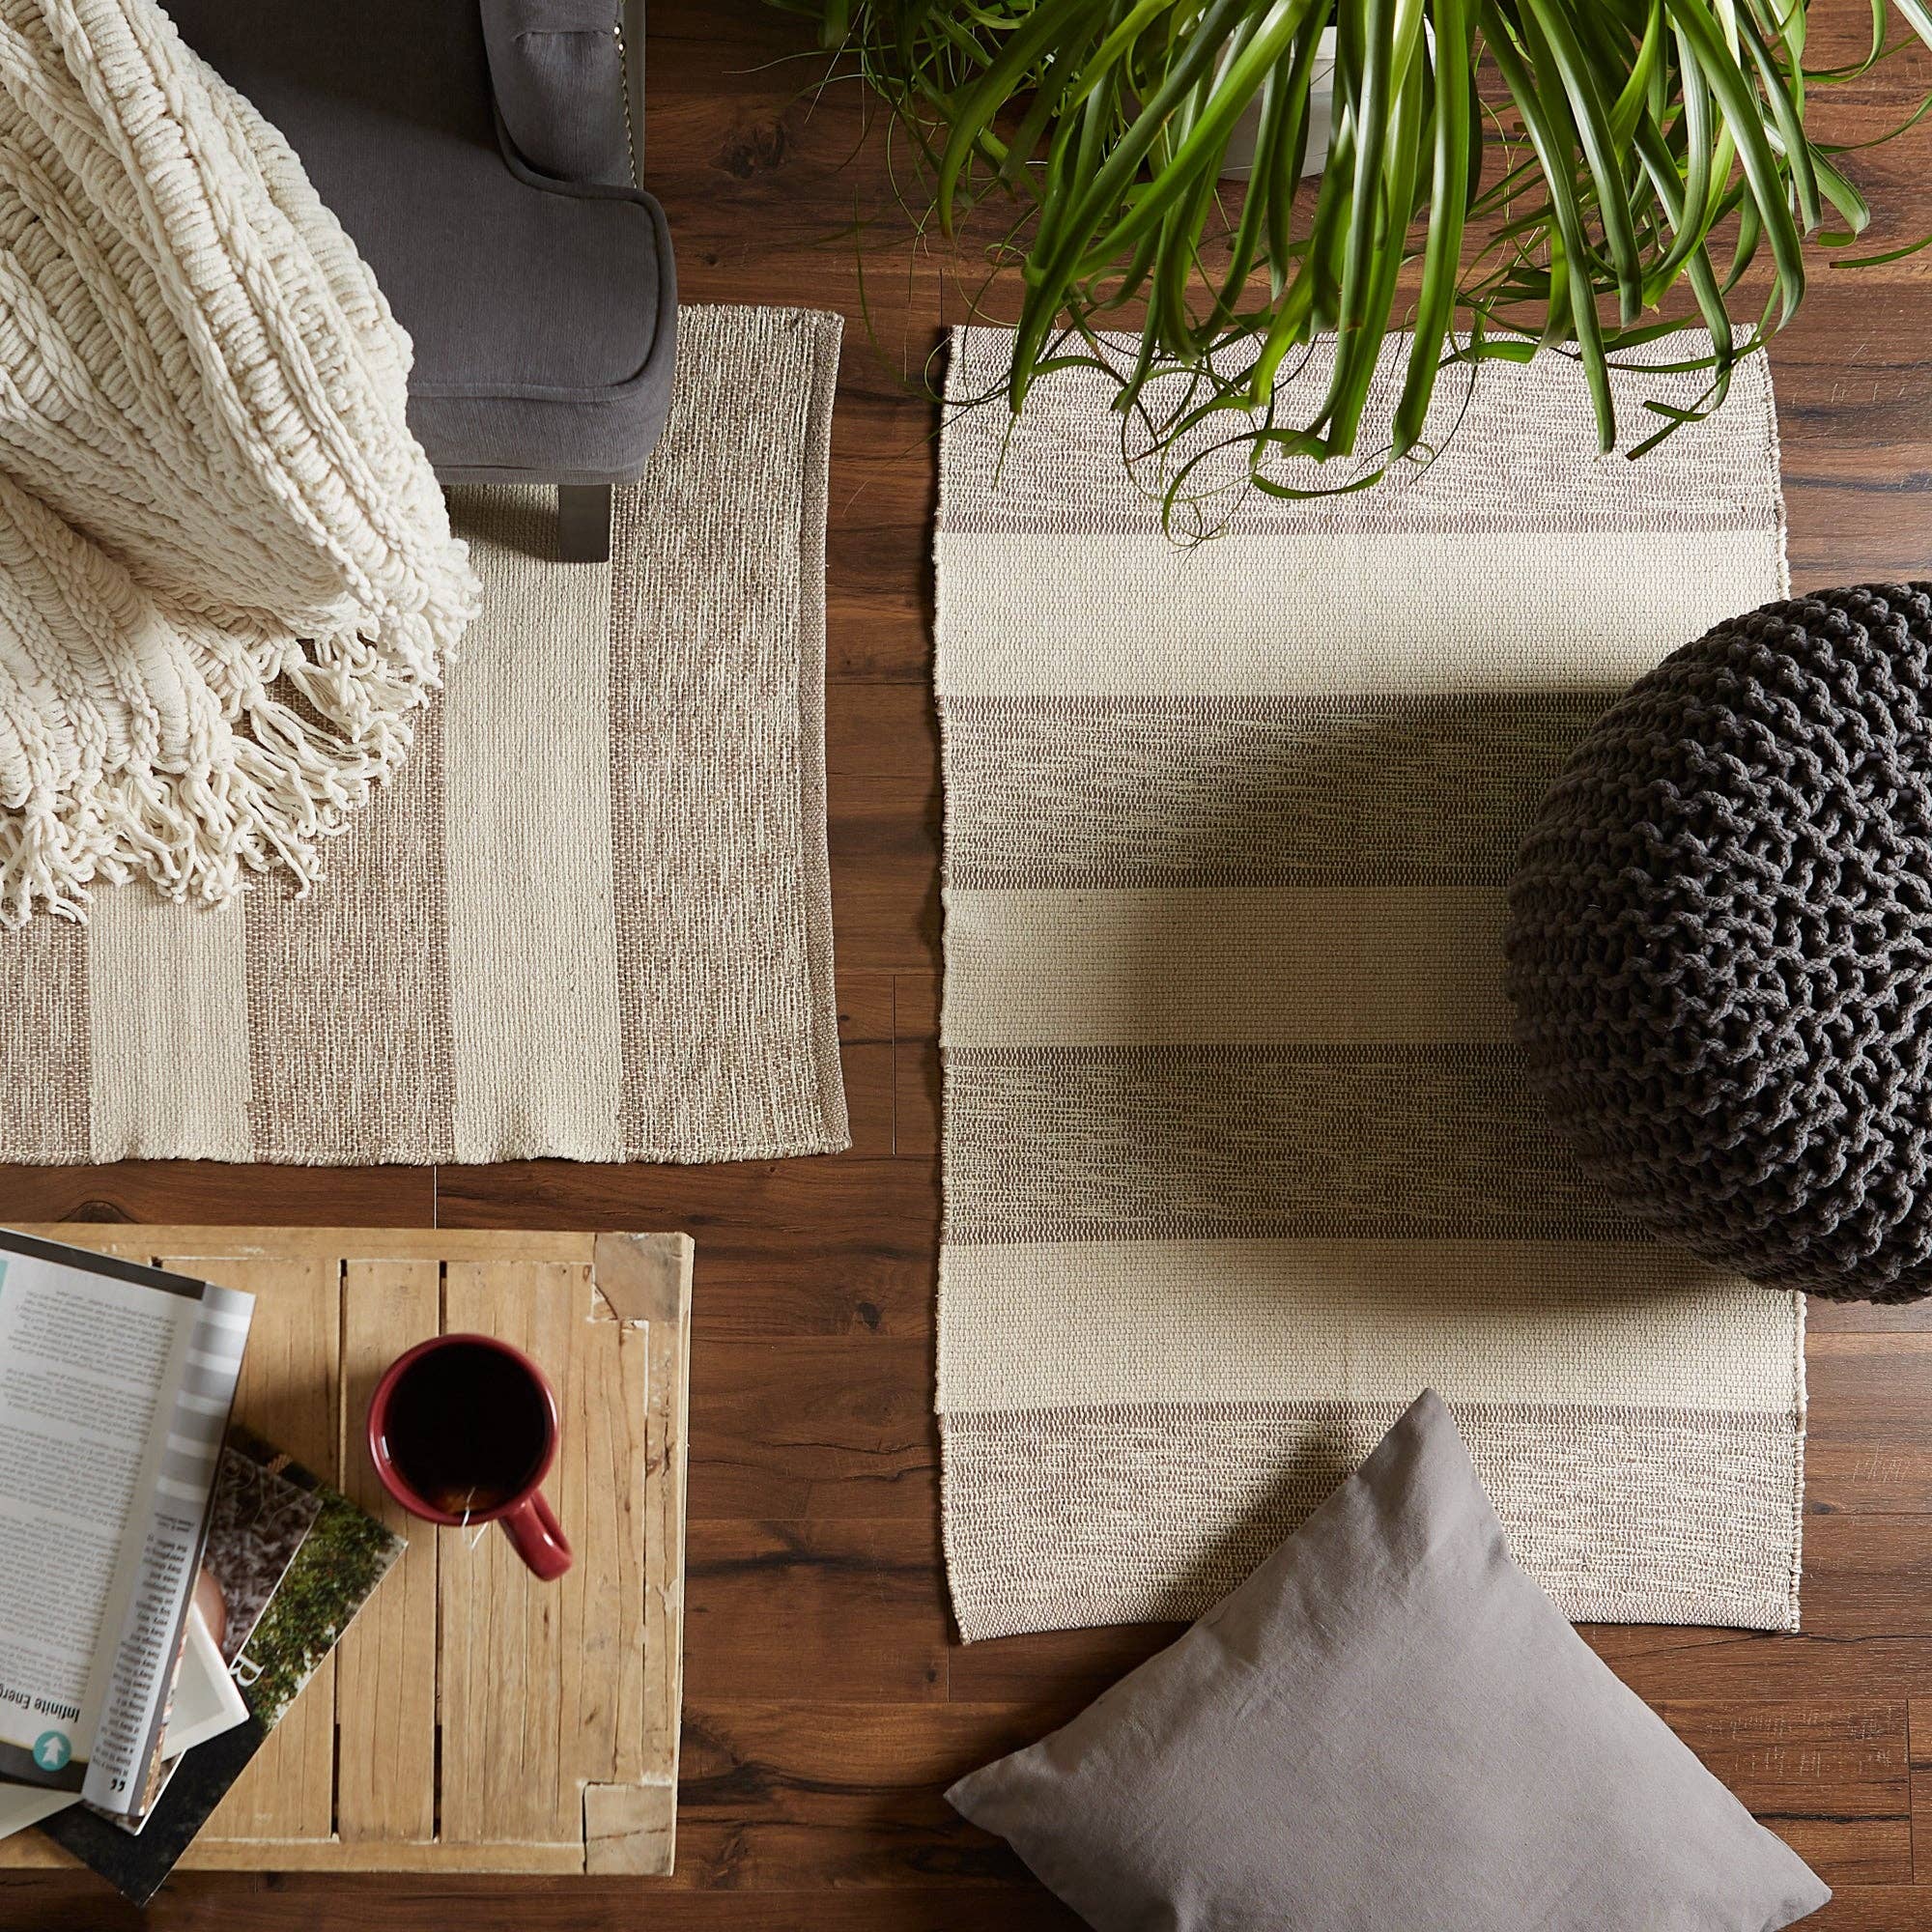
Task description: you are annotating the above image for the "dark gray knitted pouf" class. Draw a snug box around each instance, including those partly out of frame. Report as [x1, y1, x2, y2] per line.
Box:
[1505, 582, 1932, 1303]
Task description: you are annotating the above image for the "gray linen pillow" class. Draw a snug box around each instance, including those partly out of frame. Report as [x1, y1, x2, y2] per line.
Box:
[948, 1390, 1828, 1932]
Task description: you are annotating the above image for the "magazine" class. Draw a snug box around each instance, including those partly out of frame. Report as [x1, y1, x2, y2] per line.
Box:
[0, 1600, 248, 1844]
[0, 1229, 253, 1819]
[40, 1429, 404, 1904]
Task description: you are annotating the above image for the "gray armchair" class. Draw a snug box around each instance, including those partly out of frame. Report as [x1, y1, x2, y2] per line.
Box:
[168, 0, 676, 561]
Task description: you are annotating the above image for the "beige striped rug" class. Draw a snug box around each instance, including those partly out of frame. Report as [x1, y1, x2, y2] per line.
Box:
[0, 304, 849, 1165]
[937, 329, 1807, 1641]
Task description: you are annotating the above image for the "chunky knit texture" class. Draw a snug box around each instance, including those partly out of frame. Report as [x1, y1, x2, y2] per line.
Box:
[1506, 582, 1932, 1303]
[0, 0, 477, 925]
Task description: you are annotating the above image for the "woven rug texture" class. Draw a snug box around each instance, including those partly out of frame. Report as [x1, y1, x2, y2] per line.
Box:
[0, 303, 849, 1165]
[936, 328, 1807, 1641]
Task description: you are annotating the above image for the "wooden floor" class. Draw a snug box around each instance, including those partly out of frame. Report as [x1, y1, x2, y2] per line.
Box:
[8, 3, 1932, 1924]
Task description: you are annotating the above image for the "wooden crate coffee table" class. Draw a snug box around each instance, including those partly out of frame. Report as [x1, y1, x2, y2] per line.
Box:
[0, 1225, 692, 1877]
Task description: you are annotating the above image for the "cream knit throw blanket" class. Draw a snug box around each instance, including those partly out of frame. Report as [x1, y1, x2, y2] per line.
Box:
[0, 0, 477, 925]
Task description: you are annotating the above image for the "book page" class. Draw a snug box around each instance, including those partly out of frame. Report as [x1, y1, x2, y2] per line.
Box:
[0, 1600, 246, 1845]
[79, 1282, 251, 1815]
[0, 1252, 193, 1781]
[0, 1237, 251, 1816]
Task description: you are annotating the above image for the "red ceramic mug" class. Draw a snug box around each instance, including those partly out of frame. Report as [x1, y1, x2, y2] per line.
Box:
[366, 1333, 573, 1581]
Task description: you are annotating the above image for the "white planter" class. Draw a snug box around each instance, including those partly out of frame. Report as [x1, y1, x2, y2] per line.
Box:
[1219, 26, 1338, 179]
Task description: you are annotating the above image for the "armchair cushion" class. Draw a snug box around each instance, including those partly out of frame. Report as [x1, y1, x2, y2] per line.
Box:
[480, 0, 631, 185]
[167, 0, 674, 485]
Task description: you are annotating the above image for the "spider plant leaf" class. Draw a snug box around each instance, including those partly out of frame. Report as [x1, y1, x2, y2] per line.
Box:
[1518, 0, 1645, 322]
[1338, 0, 1397, 284]
[1624, 98, 1721, 298]
[1834, 229, 1932, 266]
[1315, 0, 1406, 442]
[1393, 0, 1472, 455]
[1324, 16, 1426, 451]
[1735, 8, 1821, 232]
[1891, 0, 1932, 48]
[1723, 192, 1764, 292]
[1009, 0, 1262, 399]
[796, 0, 1932, 507]
[1079, 0, 1321, 264]
[1624, 249, 1740, 453]
[1605, 0, 1666, 145]
[934, 0, 1105, 236]
[1149, 156, 1224, 350]
[1252, 13, 1326, 285]
[1220, 35, 1313, 316]
[1295, 99, 1356, 338]
[1075, 0, 1187, 103]
[1811, 150, 1871, 233]
[1481, 4, 1615, 446]
[1661, 0, 1806, 319]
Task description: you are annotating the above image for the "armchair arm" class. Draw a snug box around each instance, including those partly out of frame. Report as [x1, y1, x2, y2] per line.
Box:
[478, 0, 633, 185]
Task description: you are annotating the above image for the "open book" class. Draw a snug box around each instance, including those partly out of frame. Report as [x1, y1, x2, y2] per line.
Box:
[0, 1230, 252, 1819]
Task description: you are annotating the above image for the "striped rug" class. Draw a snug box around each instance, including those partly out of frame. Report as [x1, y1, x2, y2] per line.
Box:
[937, 330, 1807, 1641]
[0, 305, 849, 1165]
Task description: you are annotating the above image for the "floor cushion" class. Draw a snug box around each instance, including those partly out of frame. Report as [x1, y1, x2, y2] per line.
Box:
[949, 1391, 1829, 1932]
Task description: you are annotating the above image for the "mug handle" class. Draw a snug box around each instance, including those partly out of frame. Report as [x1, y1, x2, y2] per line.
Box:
[498, 1489, 572, 1581]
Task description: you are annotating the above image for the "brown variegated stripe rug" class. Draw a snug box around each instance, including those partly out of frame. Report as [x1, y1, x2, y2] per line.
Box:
[0, 306, 848, 1165]
[936, 328, 1806, 1641]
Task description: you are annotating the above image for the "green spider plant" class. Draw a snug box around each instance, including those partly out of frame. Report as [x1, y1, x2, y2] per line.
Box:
[775, 0, 1932, 508]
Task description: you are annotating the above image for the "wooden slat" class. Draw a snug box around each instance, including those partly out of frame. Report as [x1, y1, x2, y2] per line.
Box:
[0, 1227, 155, 1264]
[639, 1240, 693, 1792]
[584, 1780, 677, 1874]
[437, 1261, 584, 1849]
[556, 1313, 645, 1791]
[192, 1256, 341, 1846]
[333, 1261, 440, 1844]
[173, 1839, 588, 1874]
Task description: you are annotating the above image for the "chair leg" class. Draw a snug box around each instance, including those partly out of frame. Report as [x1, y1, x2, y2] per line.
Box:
[556, 484, 612, 563]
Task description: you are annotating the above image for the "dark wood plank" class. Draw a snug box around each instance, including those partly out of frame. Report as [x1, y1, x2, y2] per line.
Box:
[828, 771, 941, 972]
[672, 1702, 1030, 1890]
[893, 974, 941, 1159]
[894, 1040, 940, 1161]
[687, 1519, 950, 1704]
[439, 1159, 938, 1337]
[1808, 1890, 1932, 1932]
[1602, 1635, 1932, 1706]
[1654, 1700, 1913, 1886]
[0, 1163, 435, 1226]
[119, 1883, 1087, 1932]
[688, 1339, 938, 1520]
[1800, 1512, 1932, 1639]
[828, 685, 943, 774]
[841, 1043, 897, 1158]
[838, 972, 897, 1045]
[947, 1623, 1179, 1712]
[1808, 1334, 1932, 1513]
